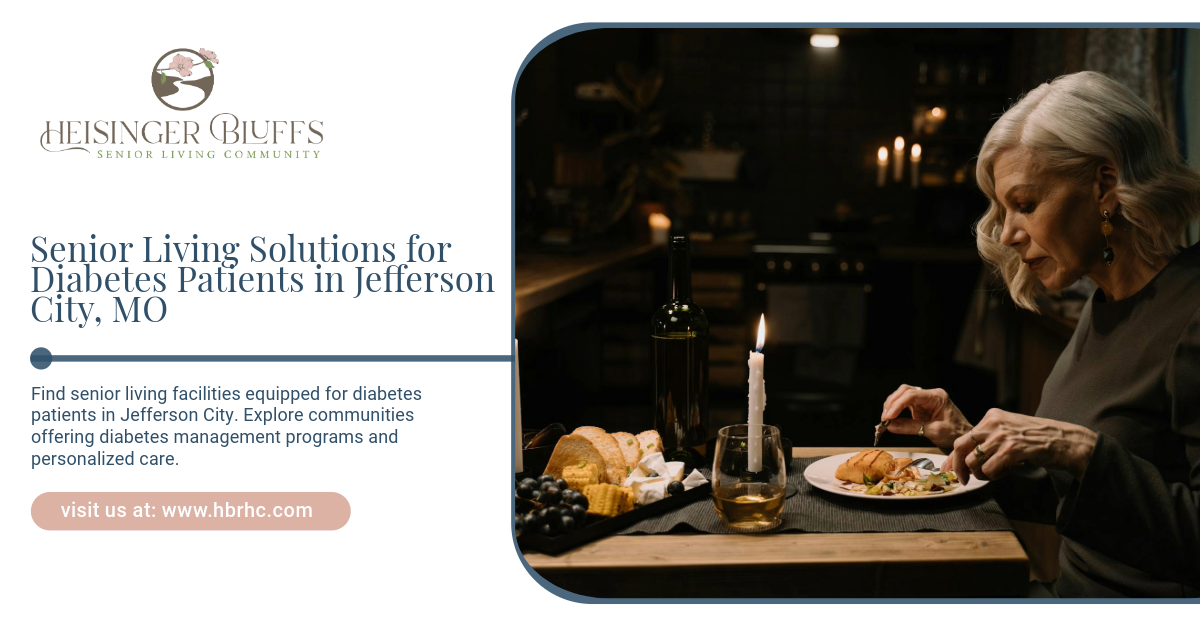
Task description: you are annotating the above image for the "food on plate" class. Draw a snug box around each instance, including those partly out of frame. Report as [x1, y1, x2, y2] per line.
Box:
[561, 489, 588, 509]
[620, 451, 693, 505]
[636, 430, 663, 457]
[541, 434, 616, 483]
[627, 476, 668, 505]
[832, 450, 962, 496]
[840, 470, 961, 496]
[571, 426, 630, 484]
[834, 450, 896, 483]
[543, 427, 666, 485]
[612, 431, 643, 469]
[515, 475, 592, 537]
[537, 486, 562, 505]
[582, 483, 635, 517]
[519, 427, 708, 537]
[561, 461, 601, 491]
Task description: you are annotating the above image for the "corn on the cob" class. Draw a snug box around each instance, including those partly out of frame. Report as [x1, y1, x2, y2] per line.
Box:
[582, 484, 634, 517]
[562, 462, 600, 491]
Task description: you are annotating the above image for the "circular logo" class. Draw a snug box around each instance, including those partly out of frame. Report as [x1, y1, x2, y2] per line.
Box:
[151, 48, 217, 111]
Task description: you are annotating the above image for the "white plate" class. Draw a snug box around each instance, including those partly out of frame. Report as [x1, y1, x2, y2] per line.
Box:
[803, 451, 988, 500]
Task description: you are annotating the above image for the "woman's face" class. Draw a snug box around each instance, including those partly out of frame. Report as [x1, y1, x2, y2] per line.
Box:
[994, 149, 1109, 291]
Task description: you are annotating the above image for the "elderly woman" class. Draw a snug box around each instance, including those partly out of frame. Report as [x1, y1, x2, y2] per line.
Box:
[880, 71, 1200, 597]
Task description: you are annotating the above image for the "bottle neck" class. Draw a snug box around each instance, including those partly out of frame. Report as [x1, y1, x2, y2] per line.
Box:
[669, 247, 692, 302]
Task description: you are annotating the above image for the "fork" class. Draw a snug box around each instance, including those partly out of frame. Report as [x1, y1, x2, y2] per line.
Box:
[893, 457, 938, 474]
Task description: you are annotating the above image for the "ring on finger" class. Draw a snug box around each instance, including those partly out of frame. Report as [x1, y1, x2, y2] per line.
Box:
[974, 444, 989, 461]
[969, 430, 981, 447]
[918, 423, 926, 437]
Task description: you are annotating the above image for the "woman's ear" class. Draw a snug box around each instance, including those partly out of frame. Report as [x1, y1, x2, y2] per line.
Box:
[1097, 161, 1119, 214]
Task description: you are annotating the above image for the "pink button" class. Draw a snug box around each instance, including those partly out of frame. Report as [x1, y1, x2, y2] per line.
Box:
[32, 492, 350, 530]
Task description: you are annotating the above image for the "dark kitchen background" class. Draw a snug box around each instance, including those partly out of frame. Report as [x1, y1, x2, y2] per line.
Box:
[515, 28, 1199, 448]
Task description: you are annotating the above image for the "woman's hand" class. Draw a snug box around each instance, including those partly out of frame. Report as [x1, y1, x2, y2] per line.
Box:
[880, 385, 973, 452]
[946, 408, 1098, 484]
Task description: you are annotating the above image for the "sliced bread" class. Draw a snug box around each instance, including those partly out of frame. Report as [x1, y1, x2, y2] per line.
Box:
[571, 426, 628, 484]
[542, 435, 607, 482]
[635, 430, 664, 458]
[611, 432, 643, 470]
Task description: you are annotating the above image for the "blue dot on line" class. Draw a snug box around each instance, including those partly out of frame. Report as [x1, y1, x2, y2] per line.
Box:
[31, 347, 53, 370]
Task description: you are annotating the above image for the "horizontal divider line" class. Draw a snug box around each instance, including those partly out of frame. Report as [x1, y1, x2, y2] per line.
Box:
[51, 355, 513, 363]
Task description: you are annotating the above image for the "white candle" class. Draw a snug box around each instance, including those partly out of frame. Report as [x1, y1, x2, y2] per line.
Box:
[515, 339, 523, 473]
[892, 136, 905, 182]
[747, 315, 766, 472]
[876, 147, 888, 188]
[648, 212, 671, 245]
[910, 143, 922, 189]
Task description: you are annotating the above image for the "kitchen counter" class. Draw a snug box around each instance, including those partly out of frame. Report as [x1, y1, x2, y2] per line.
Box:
[515, 242, 662, 317]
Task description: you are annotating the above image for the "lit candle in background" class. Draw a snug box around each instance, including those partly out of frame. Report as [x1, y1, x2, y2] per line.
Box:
[911, 143, 922, 189]
[892, 136, 905, 182]
[648, 212, 671, 245]
[809, 34, 840, 48]
[747, 315, 766, 473]
[515, 339, 523, 473]
[923, 106, 946, 135]
[876, 147, 888, 187]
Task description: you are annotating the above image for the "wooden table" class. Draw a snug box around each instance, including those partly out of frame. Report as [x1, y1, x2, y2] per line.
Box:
[522, 447, 1030, 598]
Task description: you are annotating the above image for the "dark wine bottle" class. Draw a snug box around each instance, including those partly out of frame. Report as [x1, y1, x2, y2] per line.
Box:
[651, 236, 709, 468]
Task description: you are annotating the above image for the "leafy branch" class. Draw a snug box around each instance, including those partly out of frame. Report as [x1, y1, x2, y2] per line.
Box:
[602, 62, 688, 225]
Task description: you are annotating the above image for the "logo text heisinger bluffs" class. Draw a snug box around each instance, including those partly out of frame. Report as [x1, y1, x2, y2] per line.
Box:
[40, 113, 324, 159]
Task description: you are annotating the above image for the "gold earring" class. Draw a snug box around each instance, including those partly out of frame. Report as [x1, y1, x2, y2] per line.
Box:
[1101, 210, 1114, 265]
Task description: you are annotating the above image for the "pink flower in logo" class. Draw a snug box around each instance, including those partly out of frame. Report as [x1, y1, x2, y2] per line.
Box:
[171, 54, 194, 77]
[199, 48, 219, 64]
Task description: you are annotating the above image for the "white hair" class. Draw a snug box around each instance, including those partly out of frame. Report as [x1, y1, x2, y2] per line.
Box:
[974, 71, 1200, 311]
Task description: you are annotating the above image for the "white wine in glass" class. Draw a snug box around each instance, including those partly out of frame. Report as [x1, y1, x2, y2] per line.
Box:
[711, 424, 786, 530]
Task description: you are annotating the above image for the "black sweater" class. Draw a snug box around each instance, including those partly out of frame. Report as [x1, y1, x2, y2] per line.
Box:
[999, 243, 1200, 597]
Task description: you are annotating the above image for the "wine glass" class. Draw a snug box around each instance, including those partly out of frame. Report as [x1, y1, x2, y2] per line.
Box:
[711, 424, 786, 531]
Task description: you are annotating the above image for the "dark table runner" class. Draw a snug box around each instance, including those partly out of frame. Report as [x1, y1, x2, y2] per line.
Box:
[617, 457, 1012, 535]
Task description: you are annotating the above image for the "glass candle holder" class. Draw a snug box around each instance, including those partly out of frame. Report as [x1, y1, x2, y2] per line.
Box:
[711, 424, 786, 531]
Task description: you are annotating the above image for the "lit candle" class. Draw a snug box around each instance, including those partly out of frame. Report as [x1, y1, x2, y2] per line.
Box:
[892, 136, 905, 182]
[648, 212, 671, 245]
[515, 339, 523, 473]
[911, 143, 922, 189]
[747, 315, 766, 472]
[876, 147, 888, 188]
